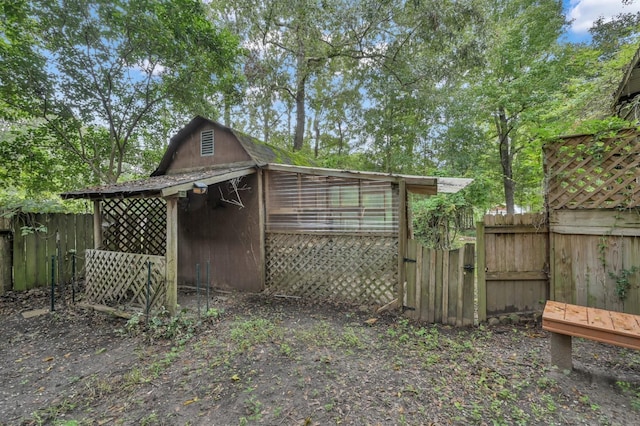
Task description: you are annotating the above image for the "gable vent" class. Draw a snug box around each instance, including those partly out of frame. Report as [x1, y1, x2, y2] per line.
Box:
[201, 130, 214, 156]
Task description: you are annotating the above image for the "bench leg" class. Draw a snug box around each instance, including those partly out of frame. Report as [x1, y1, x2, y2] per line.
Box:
[550, 332, 572, 370]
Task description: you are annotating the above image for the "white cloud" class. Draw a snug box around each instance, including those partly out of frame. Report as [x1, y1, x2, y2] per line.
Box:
[567, 0, 640, 34]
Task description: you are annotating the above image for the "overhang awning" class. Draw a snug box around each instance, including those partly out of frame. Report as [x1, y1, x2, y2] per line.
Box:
[61, 166, 256, 200]
[264, 163, 472, 195]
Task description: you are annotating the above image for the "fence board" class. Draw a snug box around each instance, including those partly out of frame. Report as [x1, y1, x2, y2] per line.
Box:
[405, 241, 475, 326]
[9, 213, 93, 291]
[478, 213, 549, 318]
[405, 239, 417, 319]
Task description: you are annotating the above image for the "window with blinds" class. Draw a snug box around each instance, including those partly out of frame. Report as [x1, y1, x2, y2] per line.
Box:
[266, 171, 398, 234]
[200, 130, 214, 156]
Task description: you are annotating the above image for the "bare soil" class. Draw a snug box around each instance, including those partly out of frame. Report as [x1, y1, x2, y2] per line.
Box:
[2, 288, 640, 426]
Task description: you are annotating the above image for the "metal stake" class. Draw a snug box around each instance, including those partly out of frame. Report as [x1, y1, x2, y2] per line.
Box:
[71, 251, 76, 304]
[206, 261, 210, 312]
[50, 255, 55, 312]
[196, 263, 201, 318]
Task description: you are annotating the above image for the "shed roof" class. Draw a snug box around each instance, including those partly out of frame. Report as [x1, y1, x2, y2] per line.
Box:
[62, 116, 473, 200]
[613, 46, 640, 111]
[61, 163, 472, 200]
[62, 165, 256, 200]
[151, 116, 307, 176]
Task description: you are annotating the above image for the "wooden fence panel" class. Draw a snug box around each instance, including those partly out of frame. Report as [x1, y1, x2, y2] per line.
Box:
[11, 213, 93, 291]
[550, 209, 640, 314]
[405, 241, 474, 326]
[477, 213, 549, 318]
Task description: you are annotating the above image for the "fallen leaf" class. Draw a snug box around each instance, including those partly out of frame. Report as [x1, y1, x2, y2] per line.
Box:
[64, 353, 71, 358]
[231, 374, 240, 381]
[183, 397, 199, 406]
[364, 318, 378, 325]
[43, 356, 54, 362]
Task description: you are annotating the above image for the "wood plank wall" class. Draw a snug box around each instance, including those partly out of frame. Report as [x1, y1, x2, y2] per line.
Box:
[550, 209, 640, 314]
[477, 213, 549, 318]
[404, 240, 475, 326]
[11, 213, 93, 291]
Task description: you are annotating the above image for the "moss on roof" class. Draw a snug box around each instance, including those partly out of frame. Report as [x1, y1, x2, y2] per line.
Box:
[231, 130, 313, 167]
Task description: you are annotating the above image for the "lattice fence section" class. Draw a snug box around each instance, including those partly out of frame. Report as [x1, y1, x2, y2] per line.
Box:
[545, 129, 640, 209]
[265, 233, 398, 305]
[102, 198, 166, 255]
[85, 249, 166, 310]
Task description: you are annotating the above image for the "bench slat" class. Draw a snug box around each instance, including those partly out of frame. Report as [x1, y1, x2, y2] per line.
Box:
[542, 300, 640, 351]
[587, 307, 614, 330]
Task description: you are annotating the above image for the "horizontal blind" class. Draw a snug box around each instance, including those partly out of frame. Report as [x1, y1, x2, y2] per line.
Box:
[266, 171, 398, 234]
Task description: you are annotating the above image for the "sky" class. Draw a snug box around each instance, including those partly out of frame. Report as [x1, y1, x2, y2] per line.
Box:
[563, 0, 640, 42]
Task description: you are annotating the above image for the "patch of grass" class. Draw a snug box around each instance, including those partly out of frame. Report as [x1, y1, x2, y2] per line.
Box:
[230, 317, 281, 352]
[617, 380, 640, 410]
[29, 399, 77, 426]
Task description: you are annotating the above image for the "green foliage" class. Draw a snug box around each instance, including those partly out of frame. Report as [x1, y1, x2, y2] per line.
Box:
[610, 267, 640, 301]
[1, 0, 243, 189]
[412, 192, 473, 249]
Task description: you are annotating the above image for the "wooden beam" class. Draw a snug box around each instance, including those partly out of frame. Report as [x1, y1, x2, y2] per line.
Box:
[258, 168, 266, 290]
[160, 168, 256, 197]
[484, 225, 549, 234]
[165, 196, 179, 315]
[485, 271, 548, 281]
[93, 200, 103, 249]
[397, 180, 408, 310]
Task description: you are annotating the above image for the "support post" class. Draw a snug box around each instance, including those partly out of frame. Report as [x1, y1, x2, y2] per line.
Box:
[397, 180, 407, 310]
[476, 219, 487, 323]
[165, 196, 179, 314]
[550, 332, 573, 371]
[258, 168, 266, 290]
[93, 200, 103, 249]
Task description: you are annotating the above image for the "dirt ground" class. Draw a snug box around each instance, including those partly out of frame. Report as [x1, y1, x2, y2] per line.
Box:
[2, 288, 640, 426]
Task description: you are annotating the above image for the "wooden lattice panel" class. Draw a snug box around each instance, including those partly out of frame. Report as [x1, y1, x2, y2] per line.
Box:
[85, 249, 166, 310]
[265, 233, 398, 305]
[102, 198, 166, 255]
[545, 129, 640, 210]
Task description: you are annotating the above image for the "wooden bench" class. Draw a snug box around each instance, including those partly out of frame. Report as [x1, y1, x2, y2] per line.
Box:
[542, 300, 640, 370]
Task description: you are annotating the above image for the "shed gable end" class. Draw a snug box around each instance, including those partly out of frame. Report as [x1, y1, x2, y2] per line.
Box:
[163, 122, 252, 175]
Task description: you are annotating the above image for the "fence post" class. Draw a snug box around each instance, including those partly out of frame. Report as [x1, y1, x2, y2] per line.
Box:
[476, 220, 487, 323]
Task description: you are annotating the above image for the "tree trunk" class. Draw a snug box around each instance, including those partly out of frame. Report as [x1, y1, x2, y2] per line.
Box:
[496, 106, 515, 214]
[293, 53, 306, 151]
[314, 118, 320, 158]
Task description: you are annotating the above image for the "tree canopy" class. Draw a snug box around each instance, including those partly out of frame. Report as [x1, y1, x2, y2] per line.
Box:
[2, 0, 639, 213]
[1, 0, 243, 196]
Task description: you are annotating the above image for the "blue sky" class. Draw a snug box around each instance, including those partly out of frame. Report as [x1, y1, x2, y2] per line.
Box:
[563, 0, 640, 42]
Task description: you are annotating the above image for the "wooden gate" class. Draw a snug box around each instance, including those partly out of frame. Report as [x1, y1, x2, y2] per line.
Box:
[476, 213, 549, 320]
[404, 240, 475, 326]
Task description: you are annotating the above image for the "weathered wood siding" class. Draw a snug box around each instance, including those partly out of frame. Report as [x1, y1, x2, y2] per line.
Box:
[404, 241, 475, 326]
[178, 173, 262, 291]
[11, 213, 93, 291]
[550, 209, 640, 314]
[166, 122, 252, 173]
[477, 213, 549, 319]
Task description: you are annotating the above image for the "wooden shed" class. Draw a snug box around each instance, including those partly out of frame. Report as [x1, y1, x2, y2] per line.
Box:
[63, 116, 471, 313]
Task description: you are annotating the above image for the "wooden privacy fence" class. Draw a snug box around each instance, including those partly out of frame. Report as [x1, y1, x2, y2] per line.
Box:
[404, 240, 475, 326]
[85, 250, 166, 310]
[2, 213, 93, 291]
[476, 213, 549, 320]
[549, 209, 640, 314]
